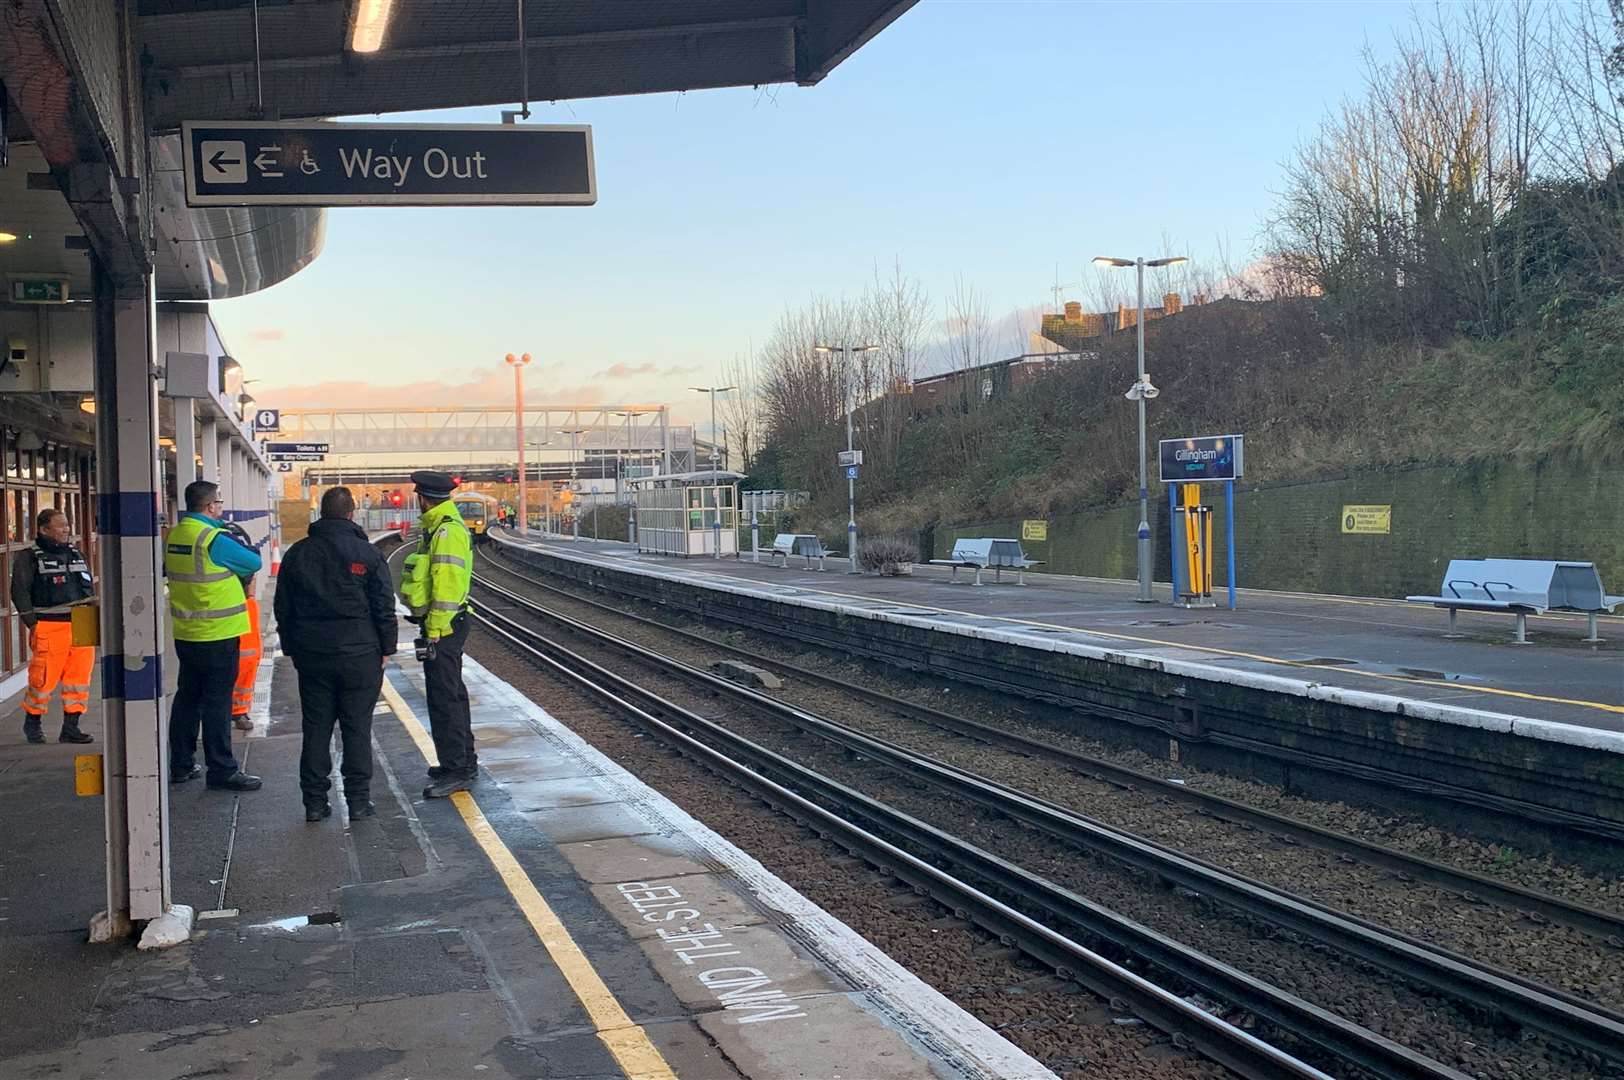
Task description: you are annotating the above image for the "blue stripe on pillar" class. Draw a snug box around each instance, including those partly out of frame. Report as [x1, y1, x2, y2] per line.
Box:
[102, 654, 164, 701]
[96, 492, 160, 537]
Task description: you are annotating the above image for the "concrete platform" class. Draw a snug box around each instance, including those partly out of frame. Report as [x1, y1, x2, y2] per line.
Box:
[495, 533, 1624, 735]
[0, 582, 1054, 1079]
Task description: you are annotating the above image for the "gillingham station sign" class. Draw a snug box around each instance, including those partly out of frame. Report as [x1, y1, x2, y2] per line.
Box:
[1159, 434, 1245, 483]
[182, 121, 596, 207]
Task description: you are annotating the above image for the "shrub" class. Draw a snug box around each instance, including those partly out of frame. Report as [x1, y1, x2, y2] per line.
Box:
[858, 534, 919, 575]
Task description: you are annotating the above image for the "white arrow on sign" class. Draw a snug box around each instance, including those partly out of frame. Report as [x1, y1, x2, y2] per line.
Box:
[254, 146, 283, 177]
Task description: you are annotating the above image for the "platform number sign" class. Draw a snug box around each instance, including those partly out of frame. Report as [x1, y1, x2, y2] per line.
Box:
[845, 465, 860, 479]
[254, 408, 281, 433]
[275, 461, 294, 473]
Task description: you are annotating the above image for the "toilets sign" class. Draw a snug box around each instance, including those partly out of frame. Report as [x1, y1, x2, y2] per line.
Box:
[182, 121, 595, 207]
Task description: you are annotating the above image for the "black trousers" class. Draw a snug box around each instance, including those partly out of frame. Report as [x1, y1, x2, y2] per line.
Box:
[424, 614, 476, 778]
[169, 637, 242, 784]
[296, 652, 382, 806]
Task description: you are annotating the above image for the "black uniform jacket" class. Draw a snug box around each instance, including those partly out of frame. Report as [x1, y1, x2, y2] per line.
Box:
[10, 539, 93, 629]
[273, 518, 398, 663]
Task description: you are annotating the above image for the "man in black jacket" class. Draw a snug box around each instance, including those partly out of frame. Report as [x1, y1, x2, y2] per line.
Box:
[273, 486, 397, 822]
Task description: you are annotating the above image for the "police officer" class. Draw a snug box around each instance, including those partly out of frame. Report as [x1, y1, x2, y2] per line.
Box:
[399, 470, 476, 798]
[10, 509, 95, 744]
[166, 480, 262, 791]
[275, 486, 397, 822]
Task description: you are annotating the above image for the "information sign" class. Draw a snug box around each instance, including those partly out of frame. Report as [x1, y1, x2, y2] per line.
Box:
[1021, 520, 1048, 542]
[1341, 505, 1391, 534]
[269, 452, 325, 463]
[11, 279, 70, 304]
[254, 408, 281, 433]
[837, 449, 864, 467]
[182, 121, 595, 207]
[1159, 434, 1244, 483]
[264, 442, 329, 455]
[275, 462, 294, 473]
[845, 465, 860, 479]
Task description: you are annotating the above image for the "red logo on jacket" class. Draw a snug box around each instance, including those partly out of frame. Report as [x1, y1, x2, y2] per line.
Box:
[349, 562, 367, 575]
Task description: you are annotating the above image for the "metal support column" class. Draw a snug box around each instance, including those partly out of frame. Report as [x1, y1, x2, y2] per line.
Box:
[91, 264, 172, 937]
[1225, 479, 1237, 611]
[175, 399, 197, 490]
[200, 417, 219, 484]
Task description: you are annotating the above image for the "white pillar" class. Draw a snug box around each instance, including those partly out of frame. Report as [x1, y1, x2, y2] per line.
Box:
[174, 399, 197, 490]
[199, 416, 219, 486]
[93, 263, 171, 931]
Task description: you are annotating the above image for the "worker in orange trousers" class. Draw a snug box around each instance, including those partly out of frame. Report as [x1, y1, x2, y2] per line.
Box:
[225, 523, 262, 733]
[9, 508, 95, 743]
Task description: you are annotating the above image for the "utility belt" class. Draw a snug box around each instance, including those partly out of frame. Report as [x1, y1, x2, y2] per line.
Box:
[36, 612, 73, 623]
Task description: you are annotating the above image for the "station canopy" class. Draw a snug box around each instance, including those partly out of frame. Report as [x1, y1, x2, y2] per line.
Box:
[140, 0, 915, 126]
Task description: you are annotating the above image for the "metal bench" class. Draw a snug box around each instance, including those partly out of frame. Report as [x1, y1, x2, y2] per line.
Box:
[768, 533, 834, 571]
[1405, 558, 1621, 643]
[928, 537, 1042, 585]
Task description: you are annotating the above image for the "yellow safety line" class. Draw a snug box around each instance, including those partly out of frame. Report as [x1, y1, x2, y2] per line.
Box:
[379, 679, 678, 1080]
[796, 585, 1624, 717]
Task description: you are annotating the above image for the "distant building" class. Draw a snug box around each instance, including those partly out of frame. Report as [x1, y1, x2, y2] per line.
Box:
[1037, 294, 1204, 353]
[905, 352, 1082, 416]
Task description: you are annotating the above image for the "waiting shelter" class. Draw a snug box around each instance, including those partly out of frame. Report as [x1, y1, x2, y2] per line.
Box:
[630, 470, 743, 558]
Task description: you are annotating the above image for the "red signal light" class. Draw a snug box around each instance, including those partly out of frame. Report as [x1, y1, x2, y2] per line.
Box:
[390, 491, 403, 506]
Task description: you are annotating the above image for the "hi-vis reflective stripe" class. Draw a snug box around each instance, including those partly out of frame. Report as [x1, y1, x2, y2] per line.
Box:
[171, 603, 249, 620]
[430, 600, 464, 612]
[431, 554, 467, 567]
[168, 526, 235, 584]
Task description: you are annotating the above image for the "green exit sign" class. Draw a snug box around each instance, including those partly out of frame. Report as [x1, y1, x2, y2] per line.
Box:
[11, 279, 70, 304]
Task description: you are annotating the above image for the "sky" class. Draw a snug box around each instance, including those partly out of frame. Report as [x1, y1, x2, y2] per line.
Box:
[212, 0, 1426, 429]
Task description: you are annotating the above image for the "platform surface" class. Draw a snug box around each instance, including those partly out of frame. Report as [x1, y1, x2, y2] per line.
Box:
[494, 532, 1624, 736]
[0, 581, 1052, 1080]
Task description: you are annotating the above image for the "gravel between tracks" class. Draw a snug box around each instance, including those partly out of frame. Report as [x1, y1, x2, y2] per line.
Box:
[468, 631, 1231, 1080]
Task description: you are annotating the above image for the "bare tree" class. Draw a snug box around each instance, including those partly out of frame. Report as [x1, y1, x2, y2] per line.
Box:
[719, 348, 759, 473]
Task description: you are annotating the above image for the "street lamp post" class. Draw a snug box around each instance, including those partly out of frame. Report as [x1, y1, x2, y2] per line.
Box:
[812, 343, 879, 574]
[559, 428, 588, 541]
[504, 352, 532, 534]
[1092, 254, 1187, 602]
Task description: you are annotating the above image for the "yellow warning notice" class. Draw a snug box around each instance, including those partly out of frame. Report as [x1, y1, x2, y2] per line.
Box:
[1021, 520, 1048, 542]
[75, 754, 104, 797]
[1341, 505, 1391, 534]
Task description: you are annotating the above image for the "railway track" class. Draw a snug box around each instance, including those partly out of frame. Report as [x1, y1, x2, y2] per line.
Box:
[468, 567, 1624, 1079]
[479, 547, 1624, 943]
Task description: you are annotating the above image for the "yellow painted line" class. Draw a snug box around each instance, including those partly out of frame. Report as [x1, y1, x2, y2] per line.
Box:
[378, 678, 678, 1080]
[793, 585, 1624, 717]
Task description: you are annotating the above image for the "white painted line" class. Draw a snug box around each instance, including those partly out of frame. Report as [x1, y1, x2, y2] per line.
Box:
[507, 538, 1624, 754]
[458, 654, 1059, 1080]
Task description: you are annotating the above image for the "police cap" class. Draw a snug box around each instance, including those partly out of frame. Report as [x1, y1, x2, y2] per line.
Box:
[411, 470, 458, 498]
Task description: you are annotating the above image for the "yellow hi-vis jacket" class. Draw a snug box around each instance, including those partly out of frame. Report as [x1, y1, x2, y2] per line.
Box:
[165, 516, 251, 641]
[401, 499, 472, 639]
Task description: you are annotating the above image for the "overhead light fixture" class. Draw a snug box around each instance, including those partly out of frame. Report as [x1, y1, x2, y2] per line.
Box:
[0, 232, 17, 245]
[79, 397, 96, 414]
[351, 0, 395, 52]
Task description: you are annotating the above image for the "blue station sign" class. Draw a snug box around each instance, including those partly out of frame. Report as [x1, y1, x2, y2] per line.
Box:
[182, 121, 595, 208]
[1159, 434, 1245, 483]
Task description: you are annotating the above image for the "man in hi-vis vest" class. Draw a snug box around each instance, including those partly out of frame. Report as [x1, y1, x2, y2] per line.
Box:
[399, 470, 475, 799]
[9, 508, 96, 744]
[165, 480, 262, 791]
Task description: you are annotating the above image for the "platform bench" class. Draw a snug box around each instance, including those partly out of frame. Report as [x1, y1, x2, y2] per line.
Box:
[1405, 558, 1621, 644]
[769, 533, 835, 571]
[929, 537, 1043, 586]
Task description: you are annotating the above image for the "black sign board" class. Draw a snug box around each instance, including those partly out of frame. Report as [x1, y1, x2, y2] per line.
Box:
[182, 121, 595, 207]
[265, 442, 330, 455]
[268, 453, 326, 463]
[1159, 434, 1245, 483]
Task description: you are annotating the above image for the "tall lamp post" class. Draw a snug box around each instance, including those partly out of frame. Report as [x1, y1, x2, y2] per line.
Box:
[526, 439, 551, 533]
[1092, 254, 1186, 602]
[504, 352, 532, 534]
[559, 427, 589, 541]
[812, 343, 878, 574]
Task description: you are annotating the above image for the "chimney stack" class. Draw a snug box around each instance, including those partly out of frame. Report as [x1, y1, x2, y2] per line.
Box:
[1063, 300, 1083, 322]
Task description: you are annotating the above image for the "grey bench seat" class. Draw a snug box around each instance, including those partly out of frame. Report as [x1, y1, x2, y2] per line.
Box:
[929, 538, 1043, 585]
[1406, 558, 1621, 643]
[769, 533, 836, 570]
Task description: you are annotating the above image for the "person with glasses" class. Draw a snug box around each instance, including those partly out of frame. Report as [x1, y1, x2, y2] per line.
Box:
[165, 480, 263, 792]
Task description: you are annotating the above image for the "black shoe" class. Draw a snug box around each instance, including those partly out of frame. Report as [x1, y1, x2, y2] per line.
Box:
[207, 772, 263, 792]
[347, 801, 376, 819]
[58, 723, 93, 744]
[426, 765, 449, 779]
[170, 764, 203, 784]
[24, 722, 45, 744]
[423, 776, 473, 799]
[305, 801, 332, 823]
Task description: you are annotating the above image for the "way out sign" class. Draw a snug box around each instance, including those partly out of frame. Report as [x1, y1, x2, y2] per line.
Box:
[182, 121, 595, 207]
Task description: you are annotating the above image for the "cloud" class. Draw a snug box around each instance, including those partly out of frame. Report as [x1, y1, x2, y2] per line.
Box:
[260, 366, 607, 410]
[247, 329, 286, 342]
[599, 361, 704, 380]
